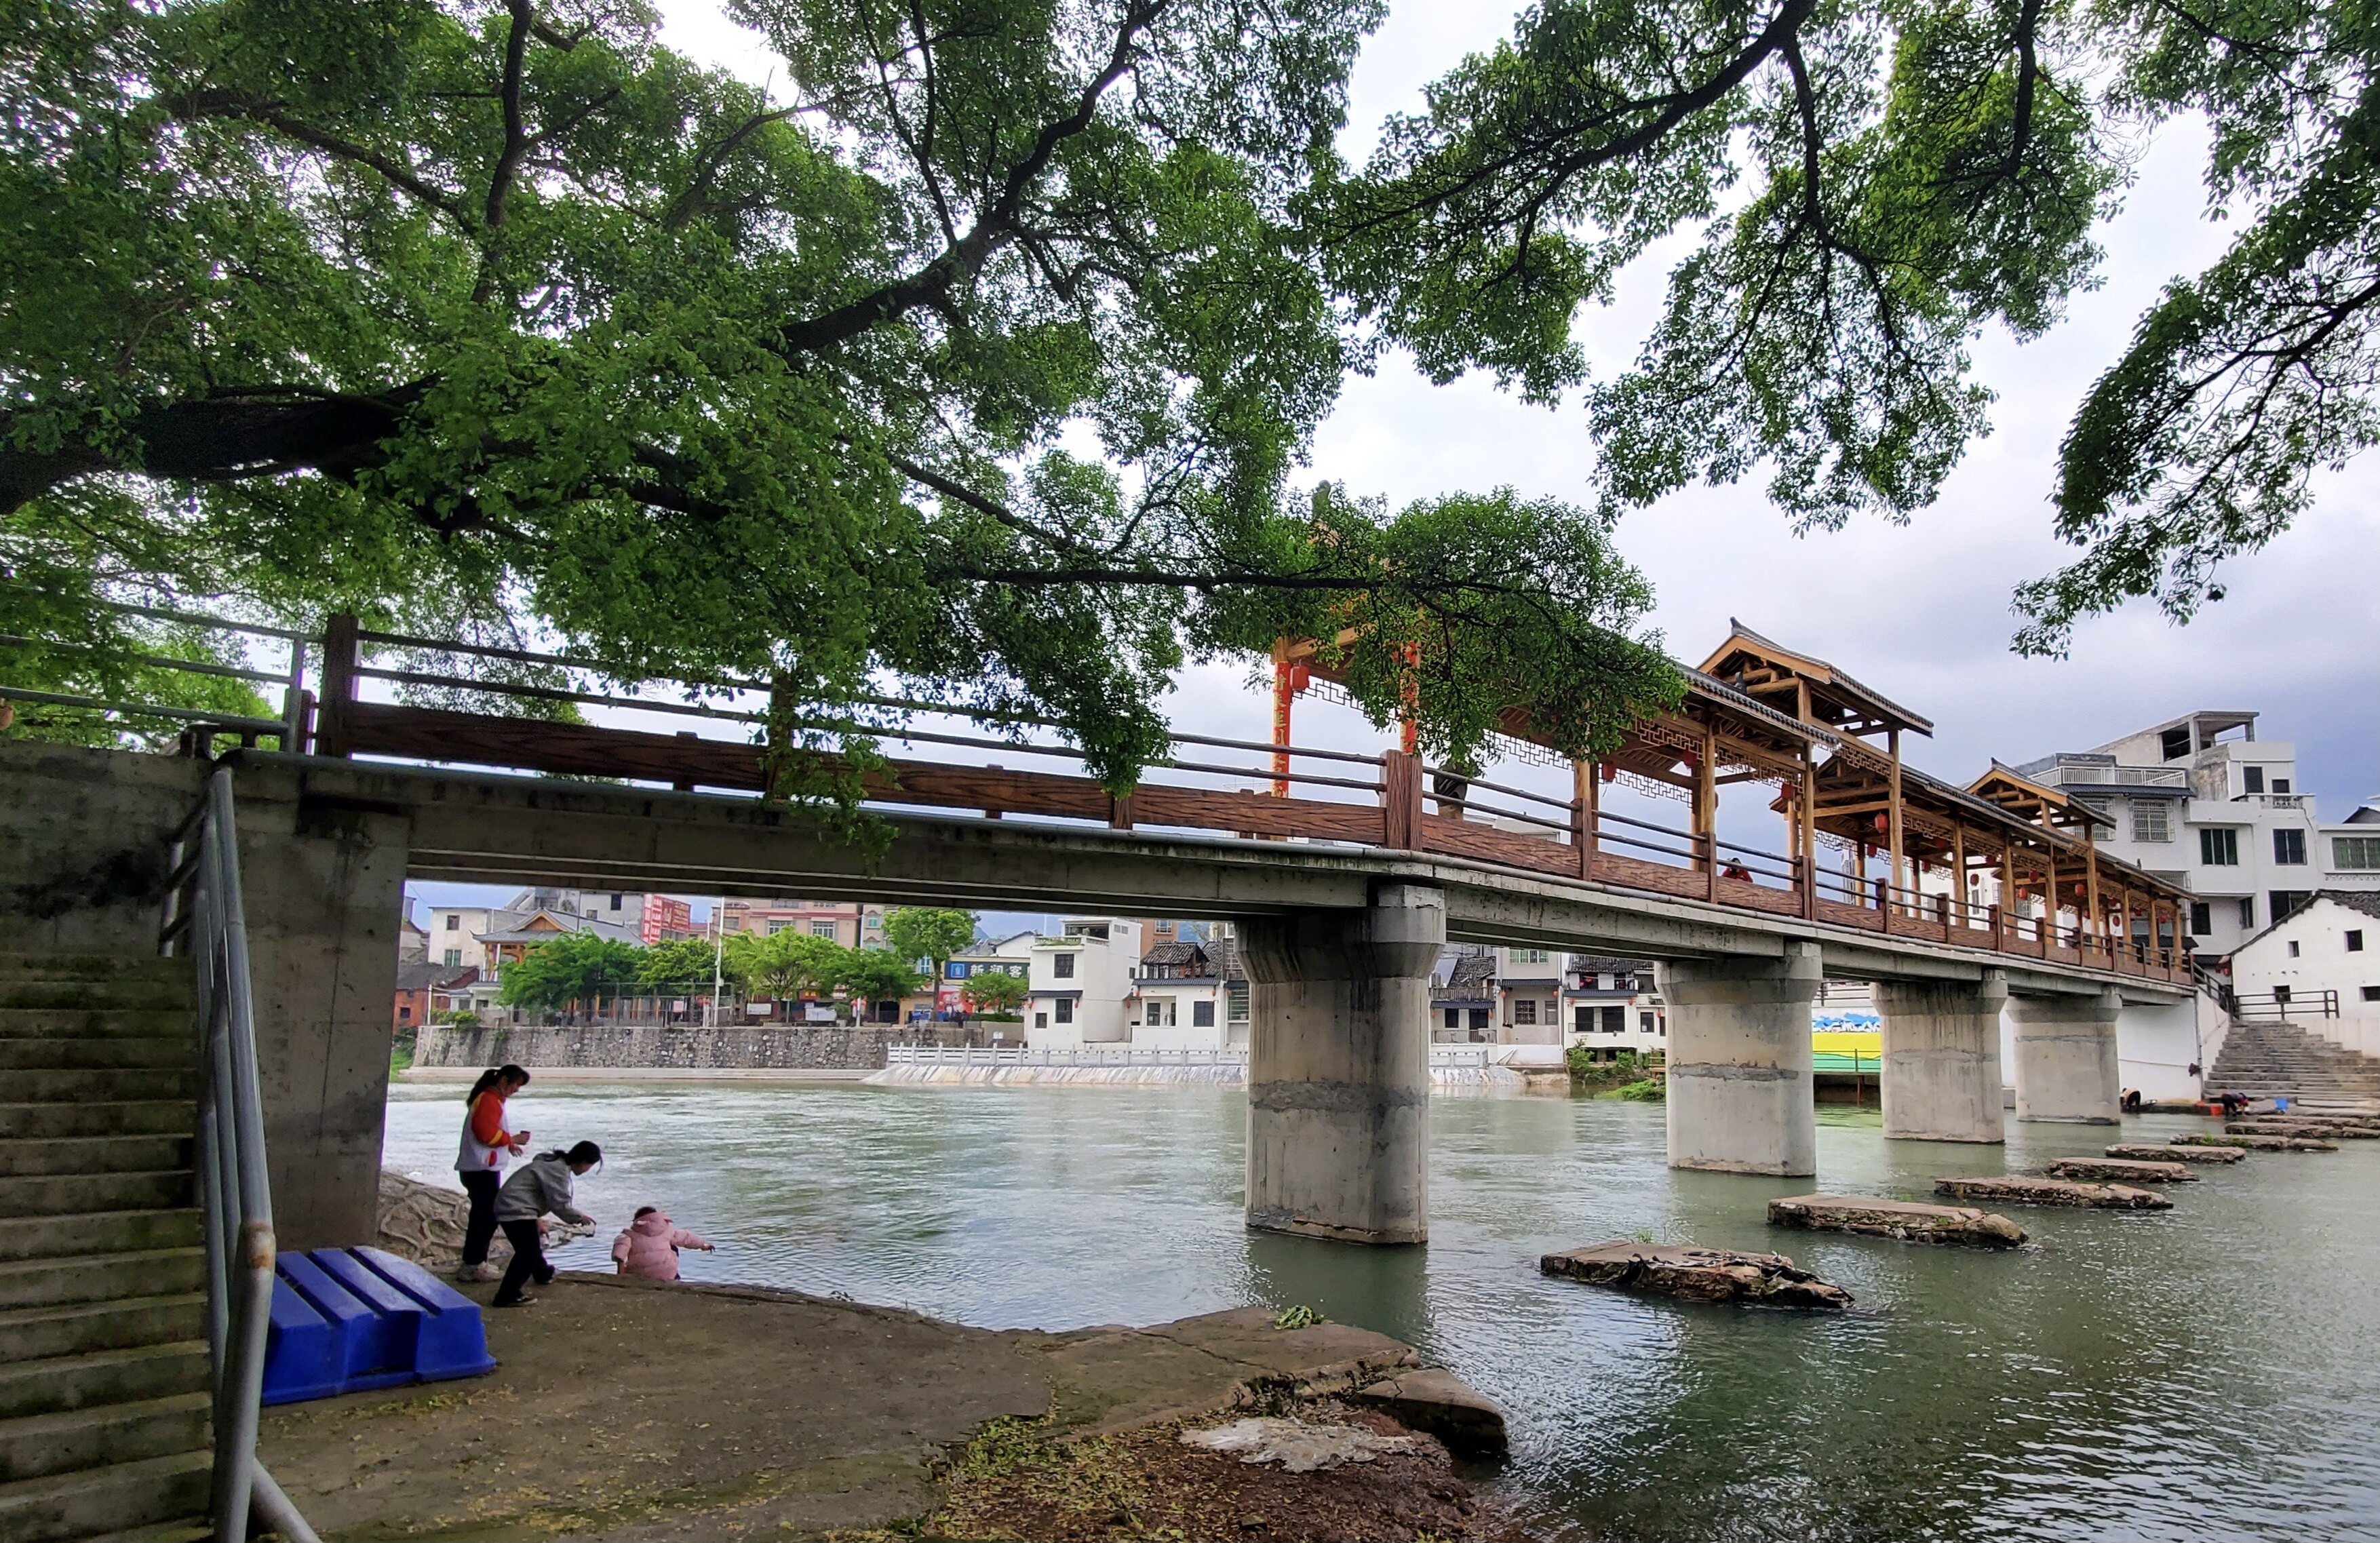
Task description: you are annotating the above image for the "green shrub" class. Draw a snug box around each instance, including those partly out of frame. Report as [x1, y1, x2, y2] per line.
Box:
[1612, 1077, 1665, 1101]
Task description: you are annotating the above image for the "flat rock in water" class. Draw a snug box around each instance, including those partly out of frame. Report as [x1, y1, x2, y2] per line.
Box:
[2047, 1157, 2196, 1184]
[1766, 1193, 2025, 1247]
[2171, 1133, 2337, 1152]
[2227, 1120, 2376, 1139]
[1540, 1241, 1852, 1310]
[1935, 1176, 2172, 1211]
[2108, 1143, 2244, 1165]
[1351, 1367, 1508, 1456]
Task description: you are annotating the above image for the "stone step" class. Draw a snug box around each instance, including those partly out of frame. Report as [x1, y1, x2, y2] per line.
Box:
[0, 1342, 210, 1422]
[0, 1251, 205, 1312]
[0, 1449, 210, 1543]
[0, 1213, 201, 1265]
[0, 1009, 193, 1041]
[81, 1519, 212, 1543]
[0, 1105, 195, 1142]
[0, 1040, 193, 1072]
[0, 1392, 211, 1485]
[0, 1172, 192, 1220]
[0, 982, 191, 1013]
[0, 957, 187, 985]
[3, 1070, 196, 1105]
[0, 1294, 207, 1363]
[0, 1137, 191, 1179]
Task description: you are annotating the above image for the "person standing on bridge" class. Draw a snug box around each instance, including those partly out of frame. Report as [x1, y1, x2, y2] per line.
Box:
[454, 1065, 532, 1283]
[491, 1140, 601, 1308]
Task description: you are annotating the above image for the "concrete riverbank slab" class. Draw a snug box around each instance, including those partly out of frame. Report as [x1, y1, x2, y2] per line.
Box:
[1936, 1177, 2172, 1209]
[2046, 1158, 2198, 1184]
[256, 1276, 1491, 1541]
[1540, 1241, 1853, 1309]
[1766, 1193, 2025, 1247]
[2108, 1143, 2244, 1165]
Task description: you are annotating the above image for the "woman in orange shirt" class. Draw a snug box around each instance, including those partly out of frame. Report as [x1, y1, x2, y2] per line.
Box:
[454, 1064, 530, 1283]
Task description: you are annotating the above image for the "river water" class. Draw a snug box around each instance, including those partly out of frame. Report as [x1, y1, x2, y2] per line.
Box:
[382, 1082, 2380, 1542]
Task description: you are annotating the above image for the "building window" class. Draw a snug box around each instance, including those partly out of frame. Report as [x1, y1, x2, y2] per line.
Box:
[1640, 1010, 1656, 1032]
[1468, 1008, 1490, 1033]
[1544, 998, 1560, 1022]
[397, 1005, 411, 1021]
[2160, 726, 2191, 761]
[2336, 837, 2380, 870]
[2238, 897, 2256, 929]
[443, 949, 462, 967]
[444, 914, 461, 931]
[1054, 998, 1074, 1024]
[609, 893, 623, 910]
[810, 920, 837, 938]
[2132, 803, 2171, 842]
[2288, 941, 2301, 958]
[2200, 827, 2240, 866]
[1145, 999, 1175, 1027]
[2274, 778, 2293, 794]
[1053, 953, 1076, 979]
[2188, 902, 2211, 937]
[1601, 1005, 1625, 1034]
[2244, 766, 2265, 794]
[1513, 999, 1537, 1026]
[1510, 948, 1550, 965]
[1193, 1000, 1215, 1028]
[2274, 829, 2307, 865]
[1445, 1008, 1460, 1030]
[2349, 931, 2366, 953]
[2364, 986, 2380, 1002]
[1228, 984, 1250, 1021]
[2271, 892, 2311, 924]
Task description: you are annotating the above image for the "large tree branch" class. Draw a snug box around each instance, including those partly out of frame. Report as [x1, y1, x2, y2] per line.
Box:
[775, 0, 1165, 354]
[161, 92, 470, 227]
[881, 451, 1089, 551]
[484, 0, 535, 231]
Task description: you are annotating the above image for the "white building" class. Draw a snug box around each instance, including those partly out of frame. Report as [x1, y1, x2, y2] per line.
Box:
[1564, 956, 1669, 1061]
[2228, 892, 2380, 1057]
[1125, 929, 1249, 1049]
[2012, 710, 2380, 956]
[1023, 918, 1143, 1047]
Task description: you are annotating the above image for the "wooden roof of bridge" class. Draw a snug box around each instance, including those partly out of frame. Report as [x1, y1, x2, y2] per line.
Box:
[1697, 620, 1935, 739]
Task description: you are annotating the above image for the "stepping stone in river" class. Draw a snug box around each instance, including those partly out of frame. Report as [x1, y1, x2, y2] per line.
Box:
[1935, 1176, 2172, 1210]
[2227, 1120, 2376, 1139]
[1540, 1241, 1852, 1310]
[1766, 1193, 2025, 1247]
[2170, 1133, 2337, 1152]
[2108, 1143, 2244, 1165]
[2046, 1157, 2197, 1184]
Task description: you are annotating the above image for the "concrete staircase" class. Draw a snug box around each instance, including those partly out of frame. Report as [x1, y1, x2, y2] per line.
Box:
[0, 953, 212, 1543]
[2207, 1017, 2380, 1113]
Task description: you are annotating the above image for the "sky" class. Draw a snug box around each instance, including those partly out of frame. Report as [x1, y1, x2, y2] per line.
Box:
[409, 1, 2380, 920]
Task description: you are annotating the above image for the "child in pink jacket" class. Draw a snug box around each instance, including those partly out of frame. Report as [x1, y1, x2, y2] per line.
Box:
[611, 1206, 714, 1281]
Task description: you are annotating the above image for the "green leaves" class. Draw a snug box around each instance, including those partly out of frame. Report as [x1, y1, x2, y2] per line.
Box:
[496, 930, 646, 1009]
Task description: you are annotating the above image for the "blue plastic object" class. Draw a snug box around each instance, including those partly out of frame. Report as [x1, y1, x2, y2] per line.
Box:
[260, 1246, 495, 1405]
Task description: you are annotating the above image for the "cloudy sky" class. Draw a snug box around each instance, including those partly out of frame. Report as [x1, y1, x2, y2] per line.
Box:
[406, 3, 2380, 920]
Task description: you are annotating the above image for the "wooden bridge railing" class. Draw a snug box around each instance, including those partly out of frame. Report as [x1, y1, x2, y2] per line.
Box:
[292, 619, 2189, 986]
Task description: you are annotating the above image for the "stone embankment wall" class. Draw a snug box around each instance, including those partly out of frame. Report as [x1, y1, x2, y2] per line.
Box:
[414, 1021, 977, 1072]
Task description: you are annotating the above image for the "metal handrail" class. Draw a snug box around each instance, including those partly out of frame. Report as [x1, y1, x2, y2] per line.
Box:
[160, 770, 319, 1543]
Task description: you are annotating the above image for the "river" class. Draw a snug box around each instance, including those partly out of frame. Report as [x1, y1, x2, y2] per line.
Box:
[381, 1082, 2380, 1542]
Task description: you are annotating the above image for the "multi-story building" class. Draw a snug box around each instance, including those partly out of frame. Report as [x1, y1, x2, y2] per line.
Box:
[1497, 945, 1566, 1045]
[2012, 711, 2380, 955]
[1022, 919, 1143, 1047]
[2227, 891, 2380, 1056]
[1125, 928, 1250, 1049]
[716, 897, 890, 949]
[1432, 948, 1498, 1042]
[1564, 957, 1668, 1060]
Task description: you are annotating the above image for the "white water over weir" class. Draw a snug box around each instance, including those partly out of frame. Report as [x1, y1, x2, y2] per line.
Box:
[864, 1044, 1525, 1089]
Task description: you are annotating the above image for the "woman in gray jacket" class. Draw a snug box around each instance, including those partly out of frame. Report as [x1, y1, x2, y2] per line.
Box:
[491, 1140, 600, 1308]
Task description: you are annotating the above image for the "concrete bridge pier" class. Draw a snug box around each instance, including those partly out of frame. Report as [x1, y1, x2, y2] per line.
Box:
[1660, 941, 1821, 1175]
[1241, 884, 1443, 1245]
[2011, 988, 2124, 1125]
[1876, 971, 2008, 1143]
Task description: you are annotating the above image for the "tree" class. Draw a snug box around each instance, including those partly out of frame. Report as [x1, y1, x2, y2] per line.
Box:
[1, 0, 1681, 784]
[638, 936, 733, 995]
[836, 948, 925, 1008]
[497, 931, 643, 1011]
[958, 969, 1028, 1018]
[1317, 0, 2380, 650]
[725, 929, 843, 1005]
[882, 908, 977, 996]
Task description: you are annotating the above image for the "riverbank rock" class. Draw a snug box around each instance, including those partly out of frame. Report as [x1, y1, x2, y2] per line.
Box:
[1179, 1416, 1417, 1472]
[2046, 1158, 2198, 1184]
[1350, 1367, 1509, 1456]
[2171, 1133, 2338, 1152]
[1766, 1193, 2025, 1247]
[2108, 1143, 2244, 1165]
[1935, 1176, 2172, 1211]
[1540, 1241, 1853, 1309]
[2227, 1120, 2376, 1139]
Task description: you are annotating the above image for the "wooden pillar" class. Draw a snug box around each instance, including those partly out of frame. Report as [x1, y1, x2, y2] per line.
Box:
[1269, 639, 1293, 798]
[1886, 727, 1905, 916]
[1573, 760, 1598, 880]
[315, 612, 359, 760]
[2043, 846, 2058, 955]
[1382, 750, 1421, 851]
[2084, 832, 2103, 960]
[1949, 821, 1969, 932]
[1696, 723, 1718, 901]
